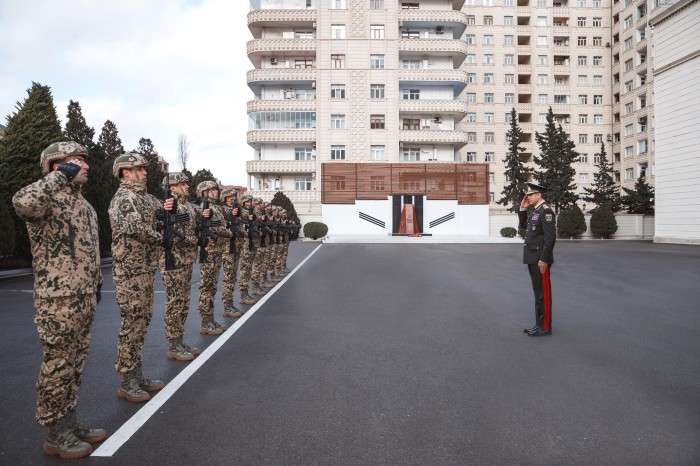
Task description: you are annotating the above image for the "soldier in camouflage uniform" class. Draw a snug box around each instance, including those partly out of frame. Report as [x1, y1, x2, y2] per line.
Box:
[196, 181, 232, 335]
[220, 188, 245, 318]
[279, 209, 293, 275]
[268, 206, 283, 282]
[260, 203, 275, 289]
[109, 152, 171, 403]
[13, 142, 106, 459]
[238, 194, 259, 305]
[160, 173, 202, 361]
[251, 197, 268, 296]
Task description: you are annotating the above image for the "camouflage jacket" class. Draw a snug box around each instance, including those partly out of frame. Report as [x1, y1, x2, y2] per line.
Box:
[202, 201, 231, 254]
[109, 180, 162, 277]
[12, 171, 102, 298]
[159, 193, 198, 269]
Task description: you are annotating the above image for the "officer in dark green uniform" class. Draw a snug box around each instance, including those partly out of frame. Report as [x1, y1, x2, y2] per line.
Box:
[518, 182, 556, 336]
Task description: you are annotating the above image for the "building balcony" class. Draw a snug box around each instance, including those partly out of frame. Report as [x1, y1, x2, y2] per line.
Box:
[246, 68, 317, 94]
[247, 99, 315, 113]
[246, 189, 321, 204]
[553, 7, 569, 14]
[247, 159, 316, 175]
[636, 37, 647, 50]
[553, 45, 570, 53]
[518, 64, 532, 73]
[247, 39, 316, 68]
[552, 25, 569, 34]
[398, 9, 468, 37]
[399, 129, 469, 148]
[247, 129, 316, 148]
[451, 0, 466, 9]
[398, 39, 467, 68]
[398, 99, 468, 120]
[516, 6, 531, 14]
[398, 69, 468, 94]
[247, 9, 316, 38]
[636, 62, 648, 74]
[553, 64, 570, 73]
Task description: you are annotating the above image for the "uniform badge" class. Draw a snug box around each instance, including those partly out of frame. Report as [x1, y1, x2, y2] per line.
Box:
[119, 201, 135, 213]
[545, 213, 554, 222]
[532, 214, 540, 221]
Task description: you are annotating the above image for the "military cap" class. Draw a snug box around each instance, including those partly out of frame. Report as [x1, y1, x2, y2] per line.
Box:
[40, 141, 88, 175]
[525, 182, 546, 195]
[219, 188, 235, 202]
[196, 180, 219, 197]
[240, 194, 252, 203]
[113, 152, 148, 178]
[163, 172, 189, 186]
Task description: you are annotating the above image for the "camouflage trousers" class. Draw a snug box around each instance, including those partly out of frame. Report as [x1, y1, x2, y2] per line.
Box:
[278, 242, 289, 269]
[252, 244, 267, 283]
[114, 270, 156, 373]
[267, 242, 278, 273]
[221, 247, 241, 306]
[34, 294, 96, 426]
[239, 238, 259, 291]
[162, 262, 194, 340]
[198, 251, 223, 319]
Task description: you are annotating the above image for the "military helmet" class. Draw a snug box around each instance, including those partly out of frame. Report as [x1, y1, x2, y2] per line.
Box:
[240, 194, 252, 204]
[196, 180, 219, 197]
[253, 197, 263, 205]
[219, 188, 235, 202]
[163, 172, 189, 186]
[40, 141, 88, 175]
[113, 152, 148, 178]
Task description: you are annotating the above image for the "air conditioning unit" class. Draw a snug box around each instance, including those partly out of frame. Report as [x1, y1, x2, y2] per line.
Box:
[433, 117, 442, 123]
[606, 42, 611, 47]
[564, 117, 570, 123]
[270, 57, 278, 65]
[436, 26, 445, 34]
[311, 81, 316, 88]
[606, 134, 612, 141]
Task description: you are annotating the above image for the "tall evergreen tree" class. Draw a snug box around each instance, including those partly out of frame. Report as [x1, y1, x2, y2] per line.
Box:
[621, 175, 655, 215]
[0, 200, 16, 256]
[0, 82, 63, 257]
[582, 142, 621, 212]
[271, 191, 299, 222]
[136, 137, 165, 198]
[497, 108, 532, 212]
[95, 120, 125, 255]
[534, 107, 579, 214]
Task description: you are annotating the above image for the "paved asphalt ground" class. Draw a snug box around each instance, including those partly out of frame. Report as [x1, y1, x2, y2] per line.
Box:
[0, 240, 699, 465]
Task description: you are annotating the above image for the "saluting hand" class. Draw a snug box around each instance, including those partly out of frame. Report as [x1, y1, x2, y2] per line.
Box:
[520, 195, 530, 210]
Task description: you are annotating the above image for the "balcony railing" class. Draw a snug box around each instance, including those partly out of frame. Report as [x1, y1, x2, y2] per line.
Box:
[247, 129, 316, 146]
[247, 68, 316, 84]
[246, 189, 320, 204]
[247, 159, 316, 174]
[398, 10, 468, 37]
[398, 99, 468, 117]
[399, 129, 469, 147]
[247, 38, 316, 55]
[398, 39, 468, 68]
[247, 99, 315, 113]
[247, 9, 317, 37]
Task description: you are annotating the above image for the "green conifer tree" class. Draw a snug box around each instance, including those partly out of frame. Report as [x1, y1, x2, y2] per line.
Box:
[136, 138, 165, 198]
[621, 175, 655, 214]
[0, 200, 16, 256]
[0, 82, 63, 257]
[534, 107, 579, 214]
[497, 108, 532, 212]
[582, 142, 621, 212]
[95, 120, 125, 255]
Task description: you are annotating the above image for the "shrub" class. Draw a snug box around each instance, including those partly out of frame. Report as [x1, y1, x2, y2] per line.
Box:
[500, 227, 517, 238]
[303, 221, 328, 240]
[590, 207, 618, 239]
[557, 204, 587, 238]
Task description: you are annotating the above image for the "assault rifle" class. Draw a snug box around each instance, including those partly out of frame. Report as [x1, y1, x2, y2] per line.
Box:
[156, 176, 189, 271]
[226, 200, 246, 255]
[197, 193, 222, 263]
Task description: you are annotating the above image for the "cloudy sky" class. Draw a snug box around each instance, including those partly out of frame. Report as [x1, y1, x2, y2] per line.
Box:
[0, 0, 253, 186]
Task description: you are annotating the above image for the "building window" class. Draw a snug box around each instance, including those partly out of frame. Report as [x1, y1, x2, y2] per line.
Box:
[504, 54, 514, 65]
[484, 73, 494, 83]
[577, 17, 587, 27]
[401, 2, 419, 8]
[331, 84, 345, 99]
[538, 94, 548, 104]
[579, 114, 588, 124]
[504, 35, 514, 45]
[505, 93, 515, 103]
[538, 74, 548, 84]
[402, 148, 420, 161]
[638, 139, 647, 154]
[484, 54, 494, 64]
[331, 145, 346, 160]
[625, 59, 634, 72]
[485, 93, 494, 103]
[467, 93, 476, 103]
[537, 36, 547, 46]
[370, 115, 385, 129]
[577, 0, 587, 6]
[625, 168, 634, 180]
[505, 0, 514, 5]
[370, 24, 385, 39]
[579, 153, 588, 163]
[593, 0, 601, 6]
[484, 113, 494, 123]
[468, 132, 477, 143]
[331, 114, 346, 129]
[593, 56, 603, 66]
[579, 95, 588, 104]
[402, 118, 420, 130]
[578, 75, 588, 85]
[467, 73, 477, 84]
[295, 177, 312, 190]
[554, 95, 570, 104]
[466, 15, 476, 25]
[624, 37, 633, 50]
[504, 16, 513, 26]
[593, 95, 603, 105]
[370, 54, 385, 69]
[295, 59, 313, 68]
[485, 152, 495, 162]
[625, 102, 634, 114]
[370, 0, 385, 9]
[625, 124, 634, 136]
[402, 89, 420, 100]
[331, 0, 346, 8]
[593, 75, 603, 85]
[331, 54, 345, 69]
[594, 134, 603, 143]
[594, 153, 601, 163]
[537, 16, 547, 26]
[484, 35, 494, 45]
[466, 113, 477, 123]
[593, 17, 602, 27]
[578, 36, 587, 46]
[466, 152, 477, 162]
[465, 34, 476, 45]
[331, 24, 346, 39]
[505, 74, 515, 84]
[370, 145, 386, 161]
[295, 147, 313, 160]
[485, 132, 494, 142]
[507, 113, 515, 123]
[466, 54, 476, 64]
[593, 37, 602, 46]
[578, 56, 587, 66]
[579, 134, 588, 144]
[538, 55, 548, 65]
[538, 113, 547, 124]
[484, 15, 494, 25]
[623, 15, 632, 29]
[579, 173, 589, 183]
[370, 84, 385, 99]
[489, 172, 495, 182]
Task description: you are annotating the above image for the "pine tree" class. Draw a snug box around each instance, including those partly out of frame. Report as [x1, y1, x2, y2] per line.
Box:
[0, 82, 63, 257]
[136, 138, 165, 198]
[582, 143, 621, 212]
[497, 108, 532, 213]
[534, 107, 579, 214]
[621, 175, 655, 215]
[0, 200, 16, 256]
[95, 120, 125, 255]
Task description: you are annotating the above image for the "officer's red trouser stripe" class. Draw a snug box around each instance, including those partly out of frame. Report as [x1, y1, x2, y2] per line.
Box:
[542, 269, 552, 331]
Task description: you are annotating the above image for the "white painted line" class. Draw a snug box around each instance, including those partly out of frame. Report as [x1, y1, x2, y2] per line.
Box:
[92, 243, 323, 457]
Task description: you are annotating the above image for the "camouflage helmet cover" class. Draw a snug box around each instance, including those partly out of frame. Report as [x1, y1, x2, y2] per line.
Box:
[240, 194, 252, 204]
[163, 172, 189, 186]
[113, 152, 148, 178]
[41, 141, 88, 175]
[253, 197, 263, 204]
[219, 188, 235, 202]
[196, 180, 219, 197]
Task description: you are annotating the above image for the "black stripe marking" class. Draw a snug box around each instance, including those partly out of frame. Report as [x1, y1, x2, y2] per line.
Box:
[359, 212, 386, 228]
[429, 212, 455, 228]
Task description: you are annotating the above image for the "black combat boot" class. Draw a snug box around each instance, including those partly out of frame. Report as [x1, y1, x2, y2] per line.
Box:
[43, 417, 92, 458]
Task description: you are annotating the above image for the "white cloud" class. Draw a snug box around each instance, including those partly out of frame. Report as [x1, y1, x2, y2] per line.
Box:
[0, 0, 253, 186]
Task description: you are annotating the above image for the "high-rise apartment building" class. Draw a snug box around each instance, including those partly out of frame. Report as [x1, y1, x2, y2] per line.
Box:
[245, 0, 658, 227]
